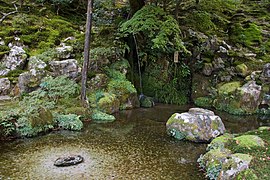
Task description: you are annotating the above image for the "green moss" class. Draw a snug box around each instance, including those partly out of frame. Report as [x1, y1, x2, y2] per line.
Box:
[236, 63, 248, 77]
[258, 126, 270, 131]
[5, 70, 25, 78]
[194, 97, 213, 108]
[230, 23, 262, 47]
[107, 78, 137, 104]
[234, 135, 265, 148]
[186, 11, 216, 34]
[97, 92, 120, 114]
[207, 133, 234, 151]
[218, 81, 241, 95]
[236, 169, 258, 180]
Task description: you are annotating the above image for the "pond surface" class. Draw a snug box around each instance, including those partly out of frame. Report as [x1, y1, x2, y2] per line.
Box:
[0, 104, 269, 179]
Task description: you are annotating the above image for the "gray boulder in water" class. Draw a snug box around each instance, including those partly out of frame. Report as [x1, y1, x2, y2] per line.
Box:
[54, 155, 84, 167]
[166, 108, 225, 142]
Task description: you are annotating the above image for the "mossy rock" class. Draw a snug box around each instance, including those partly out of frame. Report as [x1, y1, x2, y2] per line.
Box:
[234, 135, 265, 148]
[194, 96, 213, 108]
[220, 153, 253, 179]
[207, 133, 234, 151]
[236, 63, 248, 77]
[97, 92, 120, 114]
[236, 169, 258, 180]
[217, 81, 241, 95]
[258, 126, 270, 131]
[107, 79, 137, 106]
[140, 96, 154, 108]
[91, 110, 116, 123]
[198, 148, 232, 171]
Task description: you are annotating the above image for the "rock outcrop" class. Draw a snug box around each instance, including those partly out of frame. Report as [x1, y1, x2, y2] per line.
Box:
[166, 108, 225, 142]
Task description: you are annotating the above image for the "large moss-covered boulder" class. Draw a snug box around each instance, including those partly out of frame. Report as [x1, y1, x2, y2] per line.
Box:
[107, 79, 139, 110]
[166, 108, 225, 142]
[207, 133, 234, 151]
[214, 81, 262, 115]
[234, 135, 265, 148]
[97, 92, 120, 114]
[198, 148, 253, 180]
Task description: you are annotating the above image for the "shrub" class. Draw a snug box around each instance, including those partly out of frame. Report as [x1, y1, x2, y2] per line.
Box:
[119, 5, 189, 60]
[54, 113, 83, 131]
[40, 76, 80, 101]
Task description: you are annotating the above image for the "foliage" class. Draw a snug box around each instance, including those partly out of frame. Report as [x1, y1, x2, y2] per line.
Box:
[17, 116, 54, 137]
[206, 164, 222, 180]
[119, 5, 189, 60]
[93, 0, 128, 26]
[54, 113, 83, 131]
[199, 0, 241, 12]
[167, 128, 187, 140]
[107, 79, 137, 98]
[36, 0, 73, 5]
[40, 76, 79, 101]
[15, 76, 80, 137]
[142, 62, 190, 105]
[229, 23, 262, 47]
[186, 11, 216, 34]
[91, 110, 116, 122]
[0, 110, 18, 137]
[194, 96, 213, 108]
[227, 129, 270, 179]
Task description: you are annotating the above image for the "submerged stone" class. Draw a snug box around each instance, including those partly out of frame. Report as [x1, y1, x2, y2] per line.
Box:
[54, 155, 84, 167]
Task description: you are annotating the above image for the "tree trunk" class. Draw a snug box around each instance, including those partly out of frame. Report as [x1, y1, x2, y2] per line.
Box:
[128, 0, 145, 17]
[81, 0, 93, 107]
[175, 0, 182, 19]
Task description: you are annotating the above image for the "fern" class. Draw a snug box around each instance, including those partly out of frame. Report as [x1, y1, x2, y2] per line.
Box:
[119, 5, 189, 59]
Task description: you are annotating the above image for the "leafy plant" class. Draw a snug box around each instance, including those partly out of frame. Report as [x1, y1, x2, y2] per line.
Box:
[187, 11, 216, 33]
[119, 5, 189, 60]
[40, 76, 80, 101]
[54, 113, 83, 131]
[0, 110, 18, 137]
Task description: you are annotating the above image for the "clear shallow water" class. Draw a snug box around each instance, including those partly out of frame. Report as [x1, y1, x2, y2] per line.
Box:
[0, 104, 269, 180]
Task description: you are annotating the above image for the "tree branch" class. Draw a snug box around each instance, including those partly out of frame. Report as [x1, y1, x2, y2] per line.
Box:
[0, 4, 18, 24]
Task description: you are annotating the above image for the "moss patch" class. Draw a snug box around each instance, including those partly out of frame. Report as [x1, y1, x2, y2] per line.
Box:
[234, 135, 265, 148]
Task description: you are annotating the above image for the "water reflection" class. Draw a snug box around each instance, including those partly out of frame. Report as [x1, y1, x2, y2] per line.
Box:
[0, 104, 269, 179]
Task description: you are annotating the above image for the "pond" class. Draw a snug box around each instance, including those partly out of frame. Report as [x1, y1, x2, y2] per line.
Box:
[0, 104, 269, 179]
